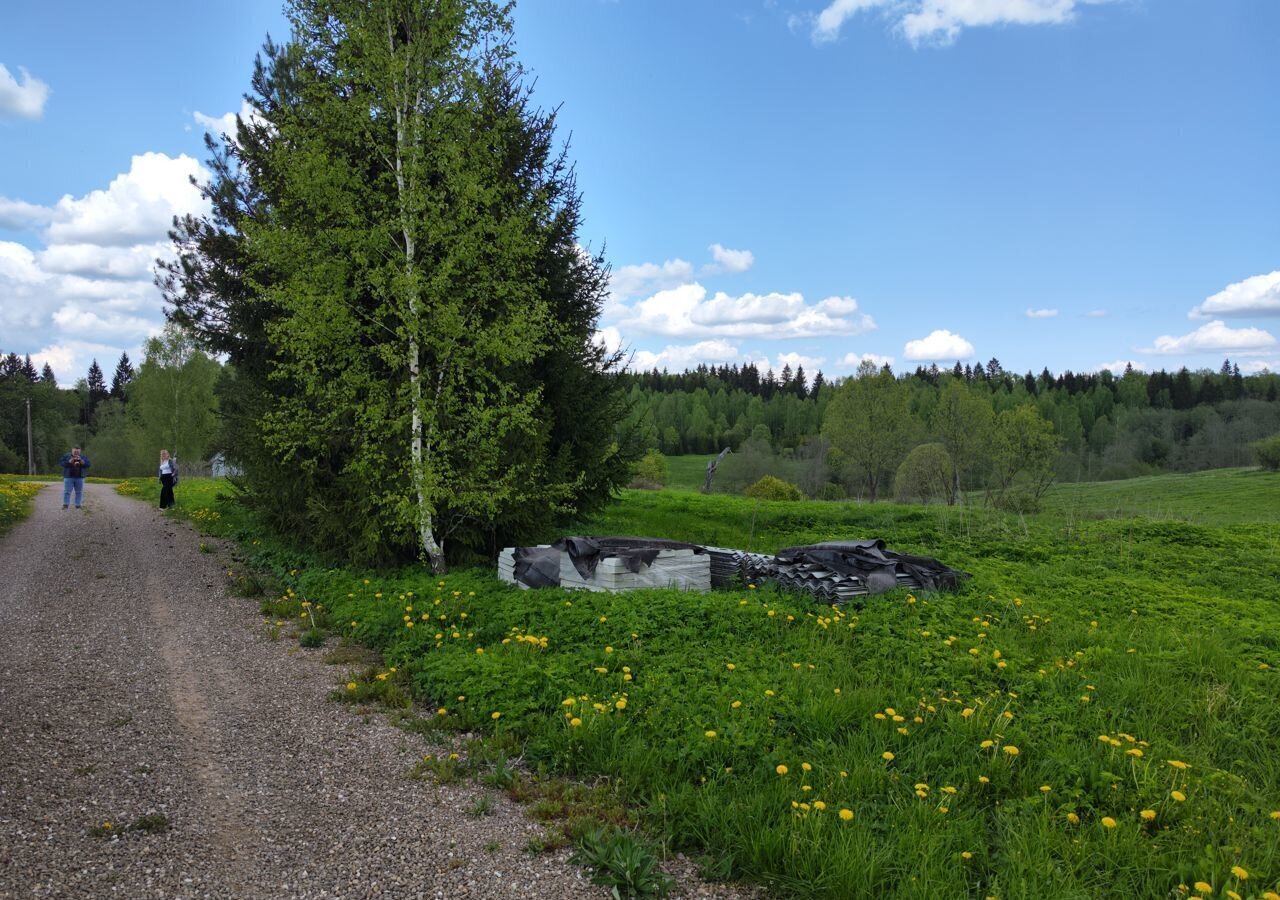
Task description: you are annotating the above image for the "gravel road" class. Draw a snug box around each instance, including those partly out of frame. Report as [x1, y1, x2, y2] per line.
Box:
[0, 484, 754, 900]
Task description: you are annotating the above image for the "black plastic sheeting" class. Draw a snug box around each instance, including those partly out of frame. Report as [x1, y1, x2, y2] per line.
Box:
[512, 546, 562, 588]
[552, 536, 707, 580]
[774, 540, 968, 594]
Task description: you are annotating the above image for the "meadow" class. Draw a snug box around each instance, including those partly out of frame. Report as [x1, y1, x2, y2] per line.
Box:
[0, 478, 43, 536]
[114, 470, 1280, 899]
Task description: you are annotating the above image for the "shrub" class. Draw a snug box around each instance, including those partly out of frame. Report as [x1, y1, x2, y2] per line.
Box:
[819, 481, 847, 501]
[894, 443, 954, 505]
[743, 474, 804, 501]
[1251, 434, 1280, 470]
[630, 450, 669, 489]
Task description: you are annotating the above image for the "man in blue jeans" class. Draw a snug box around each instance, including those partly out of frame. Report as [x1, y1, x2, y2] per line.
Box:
[59, 447, 91, 509]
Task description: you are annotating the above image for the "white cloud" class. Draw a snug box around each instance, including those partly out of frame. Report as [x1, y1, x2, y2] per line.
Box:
[609, 258, 695, 300]
[839, 351, 896, 369]
[1092, 359, 1144, 374]
[1143, 320, 1277, 355]
[753, 351, 826, 374]
[1239, 360, 1277, 375]
[903, 329, 975, 360]
[706, 243, 755, 274]
[629, 339, 744, 372]
[0, 63, 50, 120]
[1086, 309, 1108, 318]
[810, 0, 1113, 46]
[1025, 308, 1058, 318]
[28, 340, 128, 387]
[0, 197, 55, 230]
[620, 284, 875, 340]
[192, 99, 266, 146]
[46, 152, 208, 247]
[0, 153, 211, 385]
[1190, 270, 1280, 319]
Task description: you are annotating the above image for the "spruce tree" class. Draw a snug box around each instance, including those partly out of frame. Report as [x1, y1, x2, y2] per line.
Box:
[110, 352, 135, 400]
[87, 359, 109, 406]
[40, 363, 56, 385]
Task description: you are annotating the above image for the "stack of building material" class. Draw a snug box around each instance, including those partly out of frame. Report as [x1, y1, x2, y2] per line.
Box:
[558, 546, 711, 593]
[497, 545, 560, 589]
[703, 547, 744, 588]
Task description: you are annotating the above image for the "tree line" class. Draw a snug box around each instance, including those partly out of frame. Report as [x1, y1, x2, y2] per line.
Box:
[0, 326, 221, 477]
[626, 358, 1280, 502]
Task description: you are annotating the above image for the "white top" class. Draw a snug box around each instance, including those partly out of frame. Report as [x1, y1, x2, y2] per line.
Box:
[160, 460, 174, 475]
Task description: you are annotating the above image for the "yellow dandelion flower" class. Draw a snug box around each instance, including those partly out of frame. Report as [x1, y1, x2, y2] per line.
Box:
[1230, 866, 1248, 880]
[1194, 882, 1212, 894]
[1003, 745, 1020, 756]
[1126, 748, 1144, 758]
[570, 717, 582, 727]
[615, 698, 627, 710]
[961, 708, 975, 718]
[979, 776, 990, 784]
[705, 730, 717, 739]
[346, 682, 357, 691]
[874, 713, 887, 720]
[882, 751, 895, 761]
[1139, 809, 1156, 821]
[980, 740, 995, 749]
[731, 700, 742, 709]
[1270, 810, 1280, 820]
[1040, 785, 1052, 793]
[1101, 817, 1117, 829]
[1066, 812, 1080, 825]
[436, 708, 447, 715]
[726, 663, 736, 670]
[1167, 760, 1191, 770]
[491, 711, 501, 720]
[776, 765, 788, 776]
[1171, 790, 1186, 802]
[813, 801, 826, 811]
[839, 808, 854, 821]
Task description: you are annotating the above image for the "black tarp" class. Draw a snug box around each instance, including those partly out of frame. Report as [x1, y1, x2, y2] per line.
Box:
[512, 546, 562, 588]
[773, 540, 968, 594]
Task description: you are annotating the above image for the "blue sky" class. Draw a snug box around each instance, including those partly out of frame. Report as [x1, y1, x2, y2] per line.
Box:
[2, 0, 1278, 386]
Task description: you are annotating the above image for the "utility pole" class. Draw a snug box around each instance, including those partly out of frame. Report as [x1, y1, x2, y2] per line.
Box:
[26, 398, 35, 475]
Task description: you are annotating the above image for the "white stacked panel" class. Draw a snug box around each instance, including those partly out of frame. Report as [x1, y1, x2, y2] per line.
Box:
[559, 549, 711, 593]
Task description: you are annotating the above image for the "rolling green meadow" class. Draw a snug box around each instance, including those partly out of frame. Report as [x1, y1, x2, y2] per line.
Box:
[111, 466, 1280, 899]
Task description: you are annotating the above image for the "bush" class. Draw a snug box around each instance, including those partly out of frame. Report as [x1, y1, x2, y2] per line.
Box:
[630, 450, 669, 489]
[743, 474, 804, 501]
[819, 481, 847, 501]
[1251, 434, 1280, 470]
[894, 443, 954, 505]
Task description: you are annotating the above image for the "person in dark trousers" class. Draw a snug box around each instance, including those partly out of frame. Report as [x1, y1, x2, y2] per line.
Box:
[59, 447, 91, 509]
[158, 450, 178, 509]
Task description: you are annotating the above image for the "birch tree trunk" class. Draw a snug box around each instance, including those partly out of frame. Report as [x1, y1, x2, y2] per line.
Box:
[391, 12, 447, 573]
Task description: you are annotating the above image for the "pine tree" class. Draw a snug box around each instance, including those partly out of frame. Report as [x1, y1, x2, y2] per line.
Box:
[87, 359, 109, 405]
[21, 355, 39, 383]
[40, 363, 56, 384]
[810, 370, 825, 398]
[110, 352, 135, 400]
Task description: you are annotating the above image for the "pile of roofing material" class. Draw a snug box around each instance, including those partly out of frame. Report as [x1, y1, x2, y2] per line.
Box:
[498, 537, 711, 593]
[705, 541, 967, 601]
[499, 537, 965, 601]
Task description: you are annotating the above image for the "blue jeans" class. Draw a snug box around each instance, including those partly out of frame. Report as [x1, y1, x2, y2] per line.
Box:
[63, 477, 84, 507]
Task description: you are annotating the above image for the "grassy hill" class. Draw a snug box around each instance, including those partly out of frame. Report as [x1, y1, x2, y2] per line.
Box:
[115, 468, 1280, 898]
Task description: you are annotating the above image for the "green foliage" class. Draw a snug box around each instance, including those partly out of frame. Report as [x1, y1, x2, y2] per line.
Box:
[0, 480, 42, 534]
[123, 472, 1280, 898]
[630, 450, 669, 489]
[1251, 434, 1280, 470]
[570, 826, 672, 898]
[987, 404, 1061, 510]
[822, 364, 916, 501]
[894, 442, 955, 505]
[162, 0, 634, 568]
[742, 474, 804, 501]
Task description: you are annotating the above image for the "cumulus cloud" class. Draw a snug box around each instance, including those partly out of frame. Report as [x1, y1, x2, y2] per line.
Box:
[1025, 308, 1058, 319]
[0, 153, 211, 385]
[810, 0, 1113, 46]
[1143, 320, 1276, 355]
[1239, 360, 1278, 375]
[192, 99, 267, 146]
[706, 243, 755, 274]
[46, 152, 208, 247]
[0, 63, 50, 120]
[1190, 270, 1280, 319]
[903, 329, 975, 361]
[839, 351, 896, 370]
[1092, 359, 1144, 374]
[619, 285, 875, 340]
[609, 258, 695, 301]
[0, 197, 55, 230]
[629, 339, 744, 372]
[753, 351, 826, 374]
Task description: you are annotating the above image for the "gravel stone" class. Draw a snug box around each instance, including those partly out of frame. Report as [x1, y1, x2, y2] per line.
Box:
[0, 484, 760, 899]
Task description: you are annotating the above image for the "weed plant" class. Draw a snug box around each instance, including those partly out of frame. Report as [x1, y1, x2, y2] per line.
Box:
[115, 472, 1280, 898]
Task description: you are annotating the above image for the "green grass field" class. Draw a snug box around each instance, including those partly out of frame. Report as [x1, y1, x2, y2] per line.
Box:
[115, 470, 1280, 898]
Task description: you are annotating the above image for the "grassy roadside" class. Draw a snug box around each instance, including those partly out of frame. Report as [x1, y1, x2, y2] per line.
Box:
[118, 472, 1280, 898]
[0, 480, 44, 536]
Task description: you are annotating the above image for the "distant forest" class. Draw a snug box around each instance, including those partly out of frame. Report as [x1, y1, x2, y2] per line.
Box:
[621, 358, 1280, 490]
